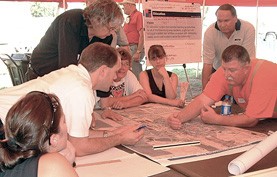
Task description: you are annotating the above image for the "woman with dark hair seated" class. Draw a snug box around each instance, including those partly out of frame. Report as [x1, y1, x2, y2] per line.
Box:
[0, 91, 78, 177]
[139, 45, 185, 107]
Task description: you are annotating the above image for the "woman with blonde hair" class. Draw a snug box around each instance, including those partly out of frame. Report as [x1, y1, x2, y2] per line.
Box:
[27, 0, 124, 80]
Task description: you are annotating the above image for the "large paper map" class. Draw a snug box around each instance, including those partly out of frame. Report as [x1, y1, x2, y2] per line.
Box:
[95, 103, 267, 166]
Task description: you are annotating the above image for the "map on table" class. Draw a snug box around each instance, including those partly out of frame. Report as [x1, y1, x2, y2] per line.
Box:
[95, 103, 267, 166]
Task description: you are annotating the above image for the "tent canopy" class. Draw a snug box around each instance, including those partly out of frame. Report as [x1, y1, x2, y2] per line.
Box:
[2, 0, 277, 6]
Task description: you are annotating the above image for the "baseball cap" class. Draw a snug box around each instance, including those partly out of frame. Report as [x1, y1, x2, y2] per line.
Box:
[119, 0, 136, 5]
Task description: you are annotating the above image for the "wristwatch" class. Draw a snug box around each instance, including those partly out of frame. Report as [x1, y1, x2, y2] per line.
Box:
[103, 130, 109, 138]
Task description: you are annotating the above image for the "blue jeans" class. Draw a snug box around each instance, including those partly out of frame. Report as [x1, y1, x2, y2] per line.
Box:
[130, 44, 145, 79]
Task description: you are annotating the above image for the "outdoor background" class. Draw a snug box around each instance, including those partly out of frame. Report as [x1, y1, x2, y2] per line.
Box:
[0, 2, 276, 100]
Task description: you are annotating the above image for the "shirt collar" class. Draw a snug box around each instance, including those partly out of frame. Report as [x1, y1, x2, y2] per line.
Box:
[77, 64, 92, 88]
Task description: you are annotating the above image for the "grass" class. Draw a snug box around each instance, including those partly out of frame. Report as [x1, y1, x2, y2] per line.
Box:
[171, 68, 202, 100]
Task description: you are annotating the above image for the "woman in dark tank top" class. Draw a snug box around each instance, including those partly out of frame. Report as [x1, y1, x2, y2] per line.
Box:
[139, 45, 185, 108]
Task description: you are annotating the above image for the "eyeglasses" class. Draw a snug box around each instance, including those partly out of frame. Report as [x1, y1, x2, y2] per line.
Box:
[106, 24, 118, 32]
[121, 61, 130, 67]
[88, 24, 118, 33]
[28, 91, 58, 145]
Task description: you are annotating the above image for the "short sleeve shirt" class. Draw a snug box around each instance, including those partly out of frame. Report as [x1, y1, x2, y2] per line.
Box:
[123, 10, 143, 44]
[203, 19, 255, 70]
[0, 64, 95, 137]
[204, 59, 277, 119]
[110, 70, 142, 97]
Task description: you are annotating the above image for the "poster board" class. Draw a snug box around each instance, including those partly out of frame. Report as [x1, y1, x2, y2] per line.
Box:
[142, 0, 202, 65]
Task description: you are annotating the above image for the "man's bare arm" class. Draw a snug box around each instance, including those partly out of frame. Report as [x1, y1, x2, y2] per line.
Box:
[202, 63, 213, 90]
[68, 125, 144, 157]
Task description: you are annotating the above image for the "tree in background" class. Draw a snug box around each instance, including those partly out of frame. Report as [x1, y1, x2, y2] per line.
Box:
[30, 2, 57, 17]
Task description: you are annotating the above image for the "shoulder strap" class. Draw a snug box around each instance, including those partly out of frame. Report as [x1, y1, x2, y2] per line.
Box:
[249, 60, 263, 91]
[272, 71, 277, 113]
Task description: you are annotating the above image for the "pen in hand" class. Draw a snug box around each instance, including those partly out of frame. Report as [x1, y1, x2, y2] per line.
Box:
[136, 125, 147, 131]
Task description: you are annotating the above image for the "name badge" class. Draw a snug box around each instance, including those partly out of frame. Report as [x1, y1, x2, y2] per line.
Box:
[238, 98, 246, 103]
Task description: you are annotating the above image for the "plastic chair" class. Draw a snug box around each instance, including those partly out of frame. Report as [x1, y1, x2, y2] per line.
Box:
[0, 54, 25, 86]
[11, 53, 30, 78]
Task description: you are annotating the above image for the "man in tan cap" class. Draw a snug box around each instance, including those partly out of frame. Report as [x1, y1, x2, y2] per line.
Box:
[121, 0, 145, 79]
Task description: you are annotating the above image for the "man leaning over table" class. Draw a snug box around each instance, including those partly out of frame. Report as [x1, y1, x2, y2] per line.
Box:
[168, 45, 277, 129]
[202, 4, 255, 90]
[0, 42, 144, 157]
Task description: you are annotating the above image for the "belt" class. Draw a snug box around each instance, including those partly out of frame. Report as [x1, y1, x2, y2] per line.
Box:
[129, 43, 138, 46]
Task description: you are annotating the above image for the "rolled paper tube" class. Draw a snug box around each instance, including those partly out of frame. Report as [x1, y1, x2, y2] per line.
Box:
[228, 131, 277, 175]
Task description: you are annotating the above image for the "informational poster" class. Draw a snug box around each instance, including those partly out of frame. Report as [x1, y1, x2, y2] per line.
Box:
[142, 0, 202, 65]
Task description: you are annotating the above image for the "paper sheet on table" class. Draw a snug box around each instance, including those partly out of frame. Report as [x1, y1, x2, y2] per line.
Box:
[228, 131, 277, 175]
[95, 103, 267, 167]
[75, 153, 169, 177]
[75, 147, 129, 165]
[157, 144, 257, 166]
[233, 166, 277, 177]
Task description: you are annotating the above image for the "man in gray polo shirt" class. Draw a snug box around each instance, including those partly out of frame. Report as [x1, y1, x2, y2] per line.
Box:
[202, 4, 255, 89]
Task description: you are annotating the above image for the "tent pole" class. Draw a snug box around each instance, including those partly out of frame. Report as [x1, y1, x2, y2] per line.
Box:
[255, 0, 259, 53]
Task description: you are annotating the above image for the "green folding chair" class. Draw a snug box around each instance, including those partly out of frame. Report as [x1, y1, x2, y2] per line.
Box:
[0, 54, 25, 86]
